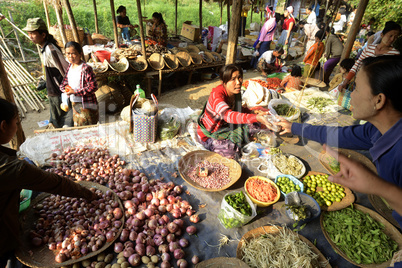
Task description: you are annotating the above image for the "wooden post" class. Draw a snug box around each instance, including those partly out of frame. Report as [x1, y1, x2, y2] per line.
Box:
[175, 0, 178, 35]
[63, 0, 80, 43]
[8, 11, 27, 62]
[227, 1, 230, 32]
[53, 0, 67, 46]
[0, 51, 25, 149]
[226, 0, 242, 64]
[93, 0, 99, 34]
[341, 0, 369, 61]
[219, 1, 223, 25]
[43, 0, 51, 29]
[109, 0, 119, 48]
[250, 3, 253, 23]
[136, 0, 147, 60]
[199, 0, 202, 36]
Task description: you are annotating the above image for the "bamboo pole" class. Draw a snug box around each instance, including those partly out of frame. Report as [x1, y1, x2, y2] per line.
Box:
[220, 0, 223, 25]
[53, 0, 67, 46]
[43, 0, 51, 29]
[0, 50, 25, 149]
[110, 0, 119, 48]
[199, 0, 202, 35]
[93, 0, 99, 34]
[175, 0, 178, 35]
[63, 0, 80, 43]
[250, 3, 253, 23]
[8, 11, 27, 62]
[136, 0, 147, 59]
[227, 0, 231, 32]
[341, 0, 369, 61]
[226, 0, 242, 64]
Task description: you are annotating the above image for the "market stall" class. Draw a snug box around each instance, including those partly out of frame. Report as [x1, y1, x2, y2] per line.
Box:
[15, 79, 402, 267]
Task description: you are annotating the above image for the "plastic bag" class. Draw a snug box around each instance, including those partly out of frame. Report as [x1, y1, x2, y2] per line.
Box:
[159, 116, 181, 141]
[218, 190, 257, 229]
[256, 130, 277, 147]
[268, 99, 300, 121]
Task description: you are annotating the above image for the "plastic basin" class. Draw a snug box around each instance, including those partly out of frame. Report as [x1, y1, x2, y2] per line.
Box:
[94, 50, 111, 63]
[244, 176, 280, 207]
[275, 174, 304, 198]
[19, 189, 32, 213]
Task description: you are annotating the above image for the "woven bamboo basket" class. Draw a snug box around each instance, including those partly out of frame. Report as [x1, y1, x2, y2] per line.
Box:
[199, 52, 212, 63]
[189, 52, 202, 65]
[210, 51, 223, 61]
[196, 43, 208, 51]
[176, 51, 192, 67]
[186, 44, 200, 53]
[148, 53, 165, 70]
[163, 54, 179, 69]
[204, 51, 216, 62]
[49, 26, 85, 46]
[129, 56, 148, 72]
[108, 57, 129, 72]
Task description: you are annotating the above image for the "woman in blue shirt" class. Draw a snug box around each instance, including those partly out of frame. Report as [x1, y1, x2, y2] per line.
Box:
[276, 55, 402, 227]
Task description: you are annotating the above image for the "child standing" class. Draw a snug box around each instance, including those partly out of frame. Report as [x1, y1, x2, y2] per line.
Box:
[280, 65, 303, 91]
[303, 30, 325, 78]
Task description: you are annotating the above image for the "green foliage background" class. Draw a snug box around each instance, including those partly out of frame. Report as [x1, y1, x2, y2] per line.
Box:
[349, 0, 402, 30]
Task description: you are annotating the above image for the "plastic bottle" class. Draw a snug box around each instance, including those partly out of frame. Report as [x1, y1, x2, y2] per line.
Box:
[134, 84, 146, 98]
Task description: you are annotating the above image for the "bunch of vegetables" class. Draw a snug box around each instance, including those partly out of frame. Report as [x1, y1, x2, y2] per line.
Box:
[323, 206, 398, 265]
[307, 97, 334, 113]
[274, 104, 298, 117]
[303, 173, 345, 207]
[224, 191, 252, 216]
[218, 191, 255, 229]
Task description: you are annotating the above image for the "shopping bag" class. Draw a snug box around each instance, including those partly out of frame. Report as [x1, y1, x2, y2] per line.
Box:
[130, 94, 158, 143]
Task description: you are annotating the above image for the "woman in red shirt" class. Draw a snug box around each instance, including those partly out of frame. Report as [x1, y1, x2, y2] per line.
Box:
[278, 6, 295, 46]
[197, 64, 274, 159]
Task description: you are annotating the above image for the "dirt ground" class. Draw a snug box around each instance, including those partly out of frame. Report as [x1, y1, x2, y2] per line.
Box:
[20, 70, 266, 138]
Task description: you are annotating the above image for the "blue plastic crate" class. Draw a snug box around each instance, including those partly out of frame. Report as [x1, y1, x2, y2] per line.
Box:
[274, 174, 304, 198]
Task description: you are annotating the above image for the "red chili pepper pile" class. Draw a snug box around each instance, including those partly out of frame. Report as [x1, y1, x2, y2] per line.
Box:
[243, 78, 282, 90]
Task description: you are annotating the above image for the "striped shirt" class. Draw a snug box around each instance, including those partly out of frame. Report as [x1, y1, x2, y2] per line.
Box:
[197, 84, 257, 142]
[346, 44, 400, 80]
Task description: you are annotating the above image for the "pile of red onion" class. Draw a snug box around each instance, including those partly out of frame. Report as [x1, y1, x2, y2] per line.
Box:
[31, 188, 122, 263]
[46, 147, 126, 185]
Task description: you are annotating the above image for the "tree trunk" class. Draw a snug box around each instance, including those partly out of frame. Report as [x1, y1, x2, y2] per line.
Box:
[109, 0, 119, 48]
[63, 0, 80, 43]
[341, 0, 370, 61]
[226, 0, 242, 64]
[53, 0, 67, 46]
[0, 51, 25, 149]
[136, 0, 147, 59]
[93, 0, 99, 34]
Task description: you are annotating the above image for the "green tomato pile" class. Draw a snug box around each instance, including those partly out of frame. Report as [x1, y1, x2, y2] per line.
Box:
[303, 173, 346, 207]
[276, 176, 301, 194]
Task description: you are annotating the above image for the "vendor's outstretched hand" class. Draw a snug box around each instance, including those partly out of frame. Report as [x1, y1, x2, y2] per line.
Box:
[256, 114, 275, 131]
[324, 145, 385, 195]
[275, 116, 292, 135]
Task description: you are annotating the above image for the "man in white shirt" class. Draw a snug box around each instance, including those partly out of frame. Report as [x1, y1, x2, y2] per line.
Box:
[256, 47, 284, 76]
[304, 7, 319, 55]
[333, 12, 347, 33]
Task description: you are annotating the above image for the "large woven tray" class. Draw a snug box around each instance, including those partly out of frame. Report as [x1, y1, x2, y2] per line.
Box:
[178, 150, 242, 192]
[368, 194, 400, 230]
[319, 148, 377, 175]
[196, 257, 250, 268]
[236, 225, 331, 268]
[16, 181, 124, 268]
[320, 204, 402, 268]
[301, 171, 355, 211]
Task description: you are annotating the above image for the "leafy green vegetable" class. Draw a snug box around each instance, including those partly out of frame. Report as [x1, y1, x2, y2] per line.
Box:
[307, 97, 334, 113]
[274, 104, 298, 117]
[224, 191, 252, 216]
[328, 156, 341, 173]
